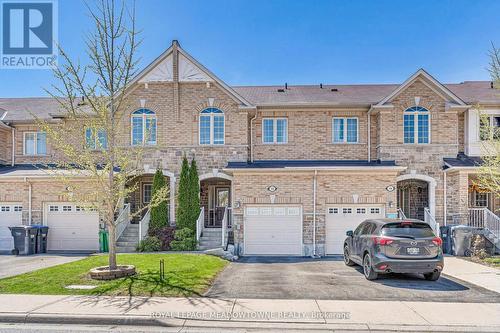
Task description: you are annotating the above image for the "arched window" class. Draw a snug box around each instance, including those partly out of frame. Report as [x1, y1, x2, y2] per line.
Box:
[131, 109, 156, 145]
[404, 106, 429, 144]
[199, 108, 224, 145]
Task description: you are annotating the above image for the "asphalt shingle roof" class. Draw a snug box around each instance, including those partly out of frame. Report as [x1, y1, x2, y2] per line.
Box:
[0, 81, 499, 122]
[226, 160, 397, 169]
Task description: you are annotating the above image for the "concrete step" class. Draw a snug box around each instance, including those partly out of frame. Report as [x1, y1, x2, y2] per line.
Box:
[200, 234, 222, 240]
[116, 246, 136, 253]
[120, 232, 139, 238]
[116, 241, 138, 247]
[198, 245, 222, 251]
[117, 236, 138, 242]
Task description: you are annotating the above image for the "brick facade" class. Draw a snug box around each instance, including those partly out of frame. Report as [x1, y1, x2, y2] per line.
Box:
[231, 170, 399, 255]
[1, 47, 497, 255]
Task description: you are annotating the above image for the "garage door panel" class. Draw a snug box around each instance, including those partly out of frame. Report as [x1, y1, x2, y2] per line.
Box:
[245, 205, 302, 256]
[0, 204, 23, 251]
[325, 205, 384, 255]
[46, 203, 99, 251]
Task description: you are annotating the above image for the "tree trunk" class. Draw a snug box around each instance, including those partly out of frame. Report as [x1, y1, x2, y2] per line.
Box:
[108, 219, 117, 270]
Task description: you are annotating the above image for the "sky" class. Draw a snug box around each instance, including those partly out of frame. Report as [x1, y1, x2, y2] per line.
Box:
[1, 0, 500, 97]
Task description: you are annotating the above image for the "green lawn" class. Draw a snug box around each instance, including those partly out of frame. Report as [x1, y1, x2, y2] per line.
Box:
[0, 254, 228, 297]
[483, 256, 500, 268]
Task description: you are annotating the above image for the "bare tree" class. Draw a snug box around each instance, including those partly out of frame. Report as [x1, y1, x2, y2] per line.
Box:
[36, 0, 168, 270]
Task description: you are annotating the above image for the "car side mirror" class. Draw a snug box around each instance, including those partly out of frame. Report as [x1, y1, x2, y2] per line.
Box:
[346, 230, 353, 237]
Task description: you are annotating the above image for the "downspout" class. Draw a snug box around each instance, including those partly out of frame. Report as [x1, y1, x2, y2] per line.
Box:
[367, 109, 371, 161]
[443, 171, 447, 226]
[24, 177, 32, 225]
[249, 114, 257, 163]
[312, 170, 318, 258]
[11, 127, 15, 166]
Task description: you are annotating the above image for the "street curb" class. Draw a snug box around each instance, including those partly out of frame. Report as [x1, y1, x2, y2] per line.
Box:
[1, 312, 500, 332]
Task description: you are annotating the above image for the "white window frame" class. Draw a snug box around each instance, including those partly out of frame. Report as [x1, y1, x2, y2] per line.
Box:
[85, 128, 108, 150]
[131, 110, 157, 146]
[199, 109, 225, 145]
[23, 132, 47, 155]
[332, 117, 358, 143]
[403, 107, 430, 144]
[262, 118, 288, 144]
[479, 114, 500, 141]
[142, 183, 153, 204]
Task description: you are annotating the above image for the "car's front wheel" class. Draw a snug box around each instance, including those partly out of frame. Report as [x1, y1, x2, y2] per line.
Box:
[343, 245, 356, 266]
[363, 253, 378, 280]
[424, 271, 441, 281]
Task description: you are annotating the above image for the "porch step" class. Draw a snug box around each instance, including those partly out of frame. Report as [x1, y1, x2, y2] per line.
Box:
[116, 246, 137, 253]
[115, 223, 140, 253]
[198, 245, 222, 251]
[198, 228, 222, 251]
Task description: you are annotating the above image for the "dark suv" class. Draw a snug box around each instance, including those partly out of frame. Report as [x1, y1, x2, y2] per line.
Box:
[343, 219, 444, 281]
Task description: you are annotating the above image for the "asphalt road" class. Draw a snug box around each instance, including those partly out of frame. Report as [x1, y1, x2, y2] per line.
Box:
[205, 256, 500, 302]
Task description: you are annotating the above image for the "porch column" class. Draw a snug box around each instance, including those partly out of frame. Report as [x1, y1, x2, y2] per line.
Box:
[169, 176, 176, 225]
[446, 170, 469, 224]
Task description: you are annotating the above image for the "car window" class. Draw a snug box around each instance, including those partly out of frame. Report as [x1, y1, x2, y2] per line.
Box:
[381, 222, 435, 238]
[353, 222, 365, 236]
[363, 223, 376, 235]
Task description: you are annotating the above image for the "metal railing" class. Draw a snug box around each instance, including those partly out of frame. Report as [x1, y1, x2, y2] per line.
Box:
[468, 207, 500, 238]
[115, 203, 131, 241]
[138, 209, 150, 243]
[221, 206, 228, 248]
[397, 208, 407, 219]
[424, 207, 440, 235]
[196, 207, 205, 242]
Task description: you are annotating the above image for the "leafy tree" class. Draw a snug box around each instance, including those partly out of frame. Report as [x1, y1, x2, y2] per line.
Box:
[188, 158, 201, 227]
[35, 0, 167, 270]
[475, 44, 500, 207]
[176, 156, 191, 229]
[149, 169, 169, 233]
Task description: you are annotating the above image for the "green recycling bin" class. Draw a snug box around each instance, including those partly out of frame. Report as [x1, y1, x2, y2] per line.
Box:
[99, 229, 109, 253]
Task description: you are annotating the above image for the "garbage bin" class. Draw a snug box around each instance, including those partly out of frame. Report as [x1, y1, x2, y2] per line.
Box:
[439, 225, 452, 254]
[9, 226, 37, 255]
[451, 225, 474, 256]
[32, 225, 49, 253]
[99, 229, 109, 253]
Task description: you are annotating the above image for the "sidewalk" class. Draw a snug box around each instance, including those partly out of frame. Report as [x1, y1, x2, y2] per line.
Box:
[443, 256, 500, 293]
[0, 294, 499, 332]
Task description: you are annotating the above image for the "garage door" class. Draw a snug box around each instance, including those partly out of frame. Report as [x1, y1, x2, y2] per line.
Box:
[244, 205, 302, 256]
[325, 205, 385, 255]
[45, 203, 100, 251]
[0, 203, 23, 251]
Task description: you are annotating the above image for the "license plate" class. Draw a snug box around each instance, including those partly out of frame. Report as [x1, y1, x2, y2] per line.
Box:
[407, 247, 420, 255]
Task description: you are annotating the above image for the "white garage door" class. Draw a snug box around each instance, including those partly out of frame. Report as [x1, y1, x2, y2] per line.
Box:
[244, 205, 302, 256]
[0, 203, 23, 251]
[45, 203, 100, 251]
[325, 205, 385, 255]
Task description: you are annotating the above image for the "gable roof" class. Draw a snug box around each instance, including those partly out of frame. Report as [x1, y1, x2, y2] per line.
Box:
[128, 41, 253, 107]
[376, 68, 466, 106]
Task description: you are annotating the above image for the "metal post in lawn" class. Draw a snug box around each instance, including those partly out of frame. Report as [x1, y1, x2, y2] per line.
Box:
[159, 259, 165, 281]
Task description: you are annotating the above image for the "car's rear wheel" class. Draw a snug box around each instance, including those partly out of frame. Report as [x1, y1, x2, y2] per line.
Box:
[363, 253, 378, 280]
[343, 245, 355, 266]
[424, 271, 441, 281]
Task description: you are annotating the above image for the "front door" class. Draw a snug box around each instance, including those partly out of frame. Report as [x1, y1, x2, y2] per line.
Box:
[208, 187, 230, 227]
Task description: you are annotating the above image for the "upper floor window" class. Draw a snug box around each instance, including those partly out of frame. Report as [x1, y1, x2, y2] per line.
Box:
[131, 109, 156, 146]
[404, 106, 429, 144]
[85, 128, 108, 150]
[199, 108, 224, 145]
[332, 117, 358, 143]
[479, 115, 500, 141]
[262, 118, 287, 144]
[24, 132, 46, 155]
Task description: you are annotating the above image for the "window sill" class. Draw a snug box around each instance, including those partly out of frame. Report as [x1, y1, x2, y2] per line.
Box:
[328, 142, 364, 145]
[22, 154, 49, 157]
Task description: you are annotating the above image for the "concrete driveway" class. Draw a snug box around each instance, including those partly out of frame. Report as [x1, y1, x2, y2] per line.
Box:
[0, 254, 87, 279]
[205, 256, 500, 302]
